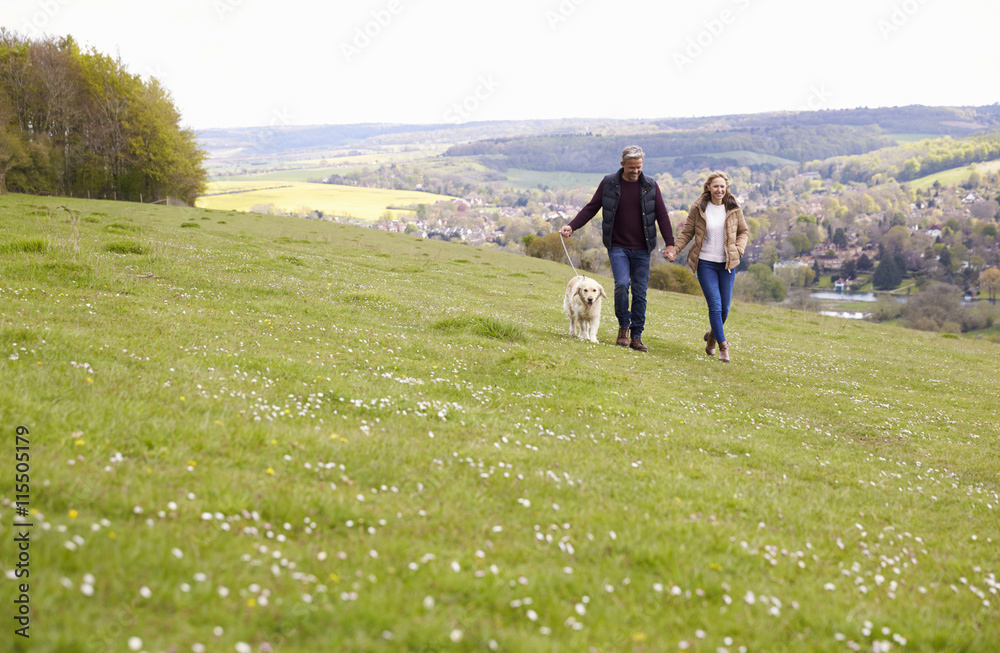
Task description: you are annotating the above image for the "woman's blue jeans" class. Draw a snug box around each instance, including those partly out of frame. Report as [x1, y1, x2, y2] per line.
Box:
[697, 259, 735, 343]
[608, 247, 651, 337]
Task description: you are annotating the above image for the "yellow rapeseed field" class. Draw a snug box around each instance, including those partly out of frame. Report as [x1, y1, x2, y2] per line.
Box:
[196, 180, 456, 220]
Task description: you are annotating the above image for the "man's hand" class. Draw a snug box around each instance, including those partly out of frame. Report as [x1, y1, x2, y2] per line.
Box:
[559, 225, 573, 238]
[663, 245, 677, 261]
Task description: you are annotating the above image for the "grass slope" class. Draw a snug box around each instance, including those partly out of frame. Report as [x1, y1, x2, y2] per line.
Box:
[0, 194, 998, 653]
[907, 159, 1000, 190]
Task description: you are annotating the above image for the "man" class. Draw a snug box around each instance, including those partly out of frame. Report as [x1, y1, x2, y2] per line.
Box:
[560, 145, 676, 352]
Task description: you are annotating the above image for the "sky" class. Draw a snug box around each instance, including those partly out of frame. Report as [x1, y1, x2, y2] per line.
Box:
[7, 0, 1000, 131]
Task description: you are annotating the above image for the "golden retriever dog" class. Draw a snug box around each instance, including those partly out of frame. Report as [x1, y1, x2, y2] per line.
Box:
[563, 275, 606, 343]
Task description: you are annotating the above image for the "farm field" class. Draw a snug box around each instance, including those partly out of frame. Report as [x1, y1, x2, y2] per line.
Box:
[262, 147, 451, 171]
[218, 168, 372, 184]
[196, 181, 456, 220]
[0, 193, 998, 652]
[204, 145, 453, 179]
[907, 158, 1000, 190]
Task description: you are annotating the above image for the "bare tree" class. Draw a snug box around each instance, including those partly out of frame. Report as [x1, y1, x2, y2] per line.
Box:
[970, 200, 999, 221]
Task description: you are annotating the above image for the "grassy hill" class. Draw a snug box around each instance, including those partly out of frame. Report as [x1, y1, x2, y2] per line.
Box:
[1, 194, 998, 652]
[907, 159, 1000, 190]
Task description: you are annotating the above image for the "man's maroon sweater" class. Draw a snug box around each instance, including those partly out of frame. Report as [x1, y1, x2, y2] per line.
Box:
[567, 176, 674, 249]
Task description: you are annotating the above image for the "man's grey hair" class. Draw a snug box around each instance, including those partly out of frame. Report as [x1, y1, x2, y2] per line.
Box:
[622, 145, 644, 161]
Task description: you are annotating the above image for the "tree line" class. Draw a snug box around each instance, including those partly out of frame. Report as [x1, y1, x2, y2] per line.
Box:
[0, 31, 206, 204]
[443, 125, 894, 176]
[743, 104, 1000, 135]
[804, 132, 1000, 184]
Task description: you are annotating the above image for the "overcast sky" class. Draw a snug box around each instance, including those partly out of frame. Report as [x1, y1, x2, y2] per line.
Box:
[8, 0, 999, 130]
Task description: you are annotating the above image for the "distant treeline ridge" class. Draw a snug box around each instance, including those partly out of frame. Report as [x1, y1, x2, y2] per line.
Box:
[804, 131, 1000, 184]
[443, 125, 895, 175]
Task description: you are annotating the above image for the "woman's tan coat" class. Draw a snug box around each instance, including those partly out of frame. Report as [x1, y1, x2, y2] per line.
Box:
[673, 196, 750, 272]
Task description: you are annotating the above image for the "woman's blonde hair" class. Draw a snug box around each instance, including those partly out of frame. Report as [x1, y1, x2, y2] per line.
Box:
[701, 170, 736, 204]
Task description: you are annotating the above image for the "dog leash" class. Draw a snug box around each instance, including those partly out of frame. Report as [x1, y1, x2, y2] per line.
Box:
[560, 233, 584, 279]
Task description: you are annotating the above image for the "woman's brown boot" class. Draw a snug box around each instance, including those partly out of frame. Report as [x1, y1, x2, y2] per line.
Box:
[719, 341, 730, 363]
[704, 331, 716, 356]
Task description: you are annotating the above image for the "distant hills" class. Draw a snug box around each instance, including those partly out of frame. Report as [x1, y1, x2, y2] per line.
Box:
[198, 104, 1000, 174]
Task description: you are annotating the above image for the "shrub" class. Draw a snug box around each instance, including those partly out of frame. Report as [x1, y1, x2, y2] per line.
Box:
[524, 233, 564, 262]
[433, 315, 524, 342]
[735, 263, 786, 303]
[784, 289, 820, 312]
[959, 303, 998, 332]
[105, 222, 141, 234]
[869, 295, 903, 322]
[649, 263, 701, 295]
[901, 282, 961, 330]
[909, 316, 940, 332]
[104, 240, 149, 255]
[941, 321, 962, 334]
[0, 237, 47, 255]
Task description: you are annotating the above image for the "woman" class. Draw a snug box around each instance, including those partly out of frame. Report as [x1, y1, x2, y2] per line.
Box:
[664, 171, 749, 362]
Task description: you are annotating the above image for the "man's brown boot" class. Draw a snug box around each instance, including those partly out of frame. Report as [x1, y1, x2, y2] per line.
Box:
[704, 331, 716, 356]
[616, 326, 629, 347]
[629, 332, 648, 352]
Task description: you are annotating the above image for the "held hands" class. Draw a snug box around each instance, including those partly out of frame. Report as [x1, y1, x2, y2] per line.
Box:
[663, 245, 677, 261]
[559, 225, 573, 238]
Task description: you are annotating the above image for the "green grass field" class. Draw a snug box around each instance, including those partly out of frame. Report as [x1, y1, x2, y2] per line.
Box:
[1, 193, 998, 652]
[908, 159, 1000, 190]
[504, 169, 602, 191]
[196, 181, 456, 220]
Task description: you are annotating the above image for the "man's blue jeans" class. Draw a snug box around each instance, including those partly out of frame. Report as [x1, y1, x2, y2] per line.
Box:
[608, 247, 651, 337]
[696, 259, 735, 343]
